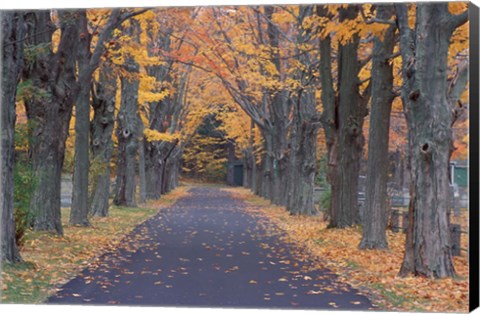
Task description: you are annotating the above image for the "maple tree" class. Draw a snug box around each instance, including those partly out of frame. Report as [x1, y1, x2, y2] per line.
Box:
[395, 2, 468, 278]
[359, 4, 397, 250]
[1, 2, 472, 285]
[89, 61, 117, 217]
[13, 9, 149, 234]
[70, 9, 149, 225]
[1, 10, 25, 263]
[317, 4, 372, 227]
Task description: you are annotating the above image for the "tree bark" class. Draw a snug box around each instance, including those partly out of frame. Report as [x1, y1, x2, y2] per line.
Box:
[138, 138, 147, 204]
[287, 92, 319, 216]
[89, 63, 117, 217]
[23, 11, 80, 235]
[396, 3, 467, 278]
[70, 8, 148, 220]
[1, 10, 25, 262]
[161, 140, 179, 194]
[318, 5, 369, 228]
[145, 141, 166, 199]
[261, 137, 273, 200]
[114, 63, 140, 207]
[286, 6, 319, 216]
[264, 6, 291, 206]
[359, 4, 396, 250]
[70, 10, 91, 226]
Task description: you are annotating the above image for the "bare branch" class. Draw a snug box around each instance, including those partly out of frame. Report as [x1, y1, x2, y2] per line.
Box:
[115, 8, 151, 28]
[449, 9, 469, 31]
[361, 6, 396, 25]
[448, 61, 469, 126]
[388, 51, 401, 60]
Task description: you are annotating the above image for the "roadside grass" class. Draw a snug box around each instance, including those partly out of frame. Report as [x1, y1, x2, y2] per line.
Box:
[224, 187, 469, 313]
[1, 186, 189, 304]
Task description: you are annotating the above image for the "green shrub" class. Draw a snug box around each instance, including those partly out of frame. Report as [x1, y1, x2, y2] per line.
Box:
[320, 188, 331, 212]
[315, 155, 329, 188]
[13, 124, 36, 246]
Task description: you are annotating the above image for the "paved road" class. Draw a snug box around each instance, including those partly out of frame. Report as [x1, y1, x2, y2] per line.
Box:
[47, 187, 375, 310]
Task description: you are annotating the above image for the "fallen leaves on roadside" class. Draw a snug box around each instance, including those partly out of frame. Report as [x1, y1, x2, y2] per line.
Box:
[225, 187, 470, 313]
[2, 187, 190, 304]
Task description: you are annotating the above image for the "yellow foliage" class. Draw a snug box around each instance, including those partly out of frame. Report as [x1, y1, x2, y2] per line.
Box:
[143, 129, 179, 143]
[227, 188, 469, 313]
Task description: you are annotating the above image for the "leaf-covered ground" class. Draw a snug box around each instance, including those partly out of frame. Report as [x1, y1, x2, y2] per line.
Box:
[224, 187, 469, 312]
[45, 187, 374, 310]
[1, 186, 190, 303]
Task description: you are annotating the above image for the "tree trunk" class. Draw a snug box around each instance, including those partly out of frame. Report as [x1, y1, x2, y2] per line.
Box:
[250, 154, 257, 192]
[145, 141, 165, 199]
[247, 120, 257, 191]
[359, 4, 396, 250]
[90, 63, 117, 217]
[261, 140, 273, 200]
[23, 11, 80, 235]
[114, 58, 140, 207]
[161, 140, 179, 194]
[1, 10, 25, 262]
[396, 3, 467, 278]
[287, 92, 319, 216]
[125, 134, 137, 207]
[242, 152, 250, 188]
[70, 10, 91, 226]
[285, 6, 319, 216]
[254, 159, 263, 196]
[226, 141, 235, 186]
[264, 6, 292, 206]
[138, 138, 147, 203]
[318, 5, 369, 228]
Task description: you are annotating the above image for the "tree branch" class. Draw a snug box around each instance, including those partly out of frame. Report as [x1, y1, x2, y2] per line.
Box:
[388, 51, 401, 60]
[361, 6, 396, 25]
[449, 9, 469, 31]
[115, 8, 151, 29]
[448, 61, 469, 126]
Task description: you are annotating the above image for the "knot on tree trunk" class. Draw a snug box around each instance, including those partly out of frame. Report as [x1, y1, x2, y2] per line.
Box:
[348, 117, 362, 136]
[409, 90, 420, 101]
[420, 141, 433, 159]
[123, 128, 131, 138]
[100, 117, 110, 125]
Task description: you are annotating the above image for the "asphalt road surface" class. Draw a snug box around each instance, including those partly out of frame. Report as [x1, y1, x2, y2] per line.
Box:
[47, 187, 375, 310]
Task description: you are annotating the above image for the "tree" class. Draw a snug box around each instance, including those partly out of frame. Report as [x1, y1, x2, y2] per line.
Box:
[20, 9, 148, 233]
[317, 4, 371, 228]
[113, 47, 141, 207]
[359, 4, 397, 250]
[22, 10, 81, 234]
[89, 61, 117, 217]
[395, 2, 468, 278]
[70, 8, 149, 225]
[1, 10, 25, 262]
[286, 5, 320, 216]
